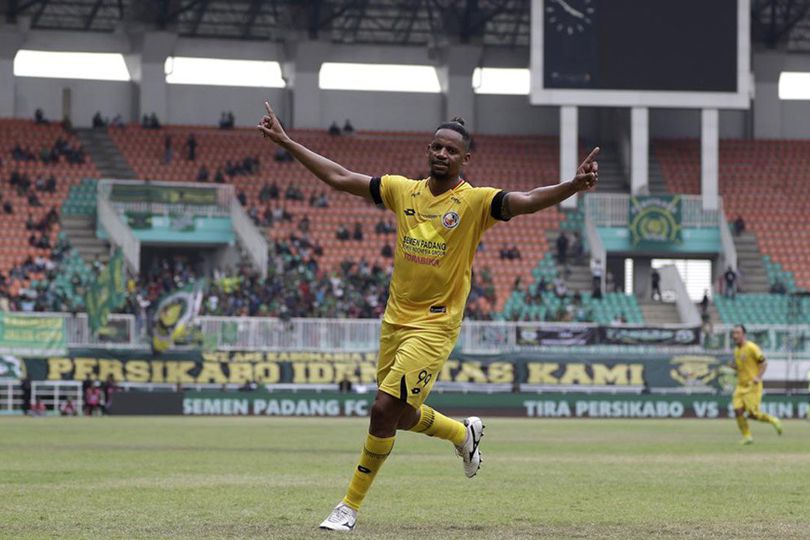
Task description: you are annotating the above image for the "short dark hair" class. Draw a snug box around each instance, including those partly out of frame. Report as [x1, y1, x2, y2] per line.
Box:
[435, 117, 472, 150]
[734, 324, 747, 334]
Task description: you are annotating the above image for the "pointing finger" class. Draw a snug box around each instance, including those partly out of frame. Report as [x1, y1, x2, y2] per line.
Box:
[584, 146, 600, 163]
[264, 101, 273, 116]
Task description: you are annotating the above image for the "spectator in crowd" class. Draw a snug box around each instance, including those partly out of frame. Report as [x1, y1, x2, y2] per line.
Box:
[237, 190, 247, 206]
[733, 215, 746, 236]
[92, 111, 107, 128]
[259, 182, 273, 202]
[553, 272, 568, 298]
[338, 376, 353, 393]
[590, 257, 603, 298]
[3, 200, 13, 214]
[285, 184, 304, 201]
[30, 399, 46, 416]
[219, 111, 235, 129]
[556, 231, 569, 264]
[85, 383, 102, 416]
[269, 181, 280, 200]
[343, 119, 355, 134]
[700, 290, 710, 318]
[651, 268, 662, 301]
[103, 375, 119, 415]
[148, 112, 161, 129]
[45, 174, 56, 193]
[274, 147, 293, 163]
[611, 313, 627, 325]
[34, 108, 47, 124]
[299, 215, 311, 234]
[336, 224, 350, 241]
[110, 114, 124, 128]
[196, 165, 209, 182]
[164, 135, 172, 164]
[328, 121, 341, 136]
[770, 279, 787, 295]
[570, 231, 584, 263]
[60, 398, 77, 416]
[310, 191, 329, 208]
[214, 168, 225, 183]
[381, 244, 393, 258]
[724, 266, 737, 299]
[28, 192, 42, 207]
[186, 133, 197, 161]
[25, 213, 35, 231]
[352, 222, 364, 242]
[20, 376, 31, 416]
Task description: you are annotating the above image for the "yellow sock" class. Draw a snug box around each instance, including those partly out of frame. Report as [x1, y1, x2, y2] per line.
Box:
[342, 433, 395, 511]
[409, 405, 467, 447]
[736, 415, 751, 438]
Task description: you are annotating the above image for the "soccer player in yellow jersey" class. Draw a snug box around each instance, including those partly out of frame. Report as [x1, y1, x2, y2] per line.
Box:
[730, 324, 783, 444]
[257, 102, 599, 531]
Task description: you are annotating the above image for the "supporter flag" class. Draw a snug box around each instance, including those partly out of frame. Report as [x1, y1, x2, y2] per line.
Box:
[151, 280, 206, 353]
[85, 249, 127, 334]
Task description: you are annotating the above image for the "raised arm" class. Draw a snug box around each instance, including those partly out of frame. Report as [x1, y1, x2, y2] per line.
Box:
[500, 147, 600, 219]
[257, 102, 373, 201]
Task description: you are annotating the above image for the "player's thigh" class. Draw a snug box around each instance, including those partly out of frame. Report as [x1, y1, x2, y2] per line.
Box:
[376, 322, 401, 385]
[378, 327, 459, 409]
[743, 384, 764, 415]
[731, 388, 746, 410]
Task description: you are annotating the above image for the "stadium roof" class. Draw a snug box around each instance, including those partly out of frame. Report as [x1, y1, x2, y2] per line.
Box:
[4, 0, 810, 50]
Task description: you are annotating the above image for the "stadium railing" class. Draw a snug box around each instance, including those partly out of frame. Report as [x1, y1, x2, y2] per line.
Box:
[585, 193, 720, 228]
[13, 313, 803, 356]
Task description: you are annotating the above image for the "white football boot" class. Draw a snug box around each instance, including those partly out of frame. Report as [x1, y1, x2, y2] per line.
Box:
[455, 416, 484, 478]
[319, 502, 357, 532]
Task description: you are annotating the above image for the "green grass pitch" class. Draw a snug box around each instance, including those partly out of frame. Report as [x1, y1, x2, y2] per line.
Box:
[1, 416, 809, 539]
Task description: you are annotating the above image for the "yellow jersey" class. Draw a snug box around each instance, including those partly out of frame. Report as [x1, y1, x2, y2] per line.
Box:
[734, 340, 765, 387]
[371, 174, 507, 329]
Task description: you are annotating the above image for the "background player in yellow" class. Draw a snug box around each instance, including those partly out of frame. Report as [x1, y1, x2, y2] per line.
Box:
[258, 102, 599, 531]
[730, 324, 782, 444]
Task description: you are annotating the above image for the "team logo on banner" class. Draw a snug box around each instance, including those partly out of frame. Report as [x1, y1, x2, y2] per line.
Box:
[628, 195, 682, 245]
[669, 355, 718, 388]
[152, 280, 206, 353]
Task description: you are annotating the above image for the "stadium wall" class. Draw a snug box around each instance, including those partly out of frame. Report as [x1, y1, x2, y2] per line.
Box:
[3, 29, 810, 139]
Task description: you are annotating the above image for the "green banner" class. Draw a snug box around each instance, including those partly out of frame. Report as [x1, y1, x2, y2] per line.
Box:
[629, 195, 682, 245]
[20, 349, 740, 394]
[111, 184, 218, 206]
[179, 390, 810, 419]
[85, 249, 127, 335]
[0, 313, 66, 354]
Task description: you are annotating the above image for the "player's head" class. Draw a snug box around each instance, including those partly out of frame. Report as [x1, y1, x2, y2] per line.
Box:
[428, 117, 471, 181]
[732, 324, 746, 346]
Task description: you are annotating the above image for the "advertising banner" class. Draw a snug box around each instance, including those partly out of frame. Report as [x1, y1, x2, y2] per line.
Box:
[20, 349, 742, 393]
[516, 325, 597, 346]
[598, 326, 701, 346]
[178, 390, 810, 419]
[628, 195, 682, 245]
[0, 313, 66, 354]
[111, 184, 218, 206]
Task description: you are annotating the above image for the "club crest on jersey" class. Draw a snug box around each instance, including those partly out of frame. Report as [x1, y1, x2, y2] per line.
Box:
[442, 211, 460, 229]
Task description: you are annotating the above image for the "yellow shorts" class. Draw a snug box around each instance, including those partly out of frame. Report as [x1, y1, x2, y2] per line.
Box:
[376, 321, 460, 409]
[732, 383, 763, 415]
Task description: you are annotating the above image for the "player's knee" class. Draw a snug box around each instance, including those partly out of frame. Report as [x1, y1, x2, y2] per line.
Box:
[734, 408, 744, 417]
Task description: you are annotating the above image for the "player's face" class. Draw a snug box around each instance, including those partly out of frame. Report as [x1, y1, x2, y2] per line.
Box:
[427, 129, 470, 181]
[732, 327, 745, 346]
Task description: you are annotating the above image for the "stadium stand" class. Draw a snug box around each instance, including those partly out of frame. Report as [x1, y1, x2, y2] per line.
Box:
[107, 125, 567, 314]
[656, 139, 810, 324]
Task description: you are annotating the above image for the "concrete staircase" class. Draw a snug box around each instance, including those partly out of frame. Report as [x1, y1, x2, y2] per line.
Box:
[61, 215, 109, 265]
[544, 230, 593, 293]
[732, 232, 769, 293]
[590, 145, 628, 193]
[648, 152, 668, 195]
[639, 300, 682, 324]
[76, 128, 137, 179]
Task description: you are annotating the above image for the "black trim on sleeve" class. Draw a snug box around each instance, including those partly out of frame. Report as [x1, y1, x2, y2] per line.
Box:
[370, 176, 383, 207]
[490, 190, 511, 221]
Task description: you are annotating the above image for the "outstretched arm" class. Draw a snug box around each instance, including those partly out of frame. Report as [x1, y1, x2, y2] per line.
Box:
[500, 147, 600, 219]
[257, 102, 373, 201]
